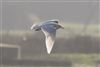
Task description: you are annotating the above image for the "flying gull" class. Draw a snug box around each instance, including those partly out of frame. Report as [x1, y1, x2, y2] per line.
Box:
[31, 19, 64, 54]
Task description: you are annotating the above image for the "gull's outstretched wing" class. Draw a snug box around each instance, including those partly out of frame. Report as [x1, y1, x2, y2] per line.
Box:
[42, 19, 59, 25]
[41, 25, 56, 54]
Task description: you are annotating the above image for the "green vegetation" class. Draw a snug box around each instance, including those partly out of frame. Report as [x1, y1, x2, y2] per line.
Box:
[22, 53, 100, 67]
[51, 53, 100, 64]
[1, 23, 100, 67]
[61, 23, 100, 37]
[24, 53, 100, 64]
[1, 23, 100, 37]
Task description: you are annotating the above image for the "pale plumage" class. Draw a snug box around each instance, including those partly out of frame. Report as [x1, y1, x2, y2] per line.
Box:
[31, 19, 64, 54]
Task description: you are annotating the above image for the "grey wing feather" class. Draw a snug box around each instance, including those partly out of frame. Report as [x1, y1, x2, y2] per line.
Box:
[41, 25, 56, 54]
[42, 19, 59, 25]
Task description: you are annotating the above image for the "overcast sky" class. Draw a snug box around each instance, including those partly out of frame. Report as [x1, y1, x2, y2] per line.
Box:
[2, 0, 99, 2]
[1, 0, 99, 30]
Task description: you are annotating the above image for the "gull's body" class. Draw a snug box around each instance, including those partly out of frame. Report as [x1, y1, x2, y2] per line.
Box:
[31, 19, 64, 54]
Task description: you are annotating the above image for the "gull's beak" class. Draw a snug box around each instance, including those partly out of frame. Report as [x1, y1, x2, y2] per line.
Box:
[60, 25, 64, 29]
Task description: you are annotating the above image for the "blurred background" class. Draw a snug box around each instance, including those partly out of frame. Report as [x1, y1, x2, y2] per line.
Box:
[0, 0, 100, 67]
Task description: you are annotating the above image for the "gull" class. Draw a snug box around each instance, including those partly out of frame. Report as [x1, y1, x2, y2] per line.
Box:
[31, 19, 64, 54]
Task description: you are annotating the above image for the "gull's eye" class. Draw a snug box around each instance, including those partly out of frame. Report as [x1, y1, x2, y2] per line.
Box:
[54, 21, 58, 24]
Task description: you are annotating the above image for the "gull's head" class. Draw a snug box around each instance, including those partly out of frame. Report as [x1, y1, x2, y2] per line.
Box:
[50, 19, 64, 29]
[56, 24, 64, 29]
[31, 24, 41, 31]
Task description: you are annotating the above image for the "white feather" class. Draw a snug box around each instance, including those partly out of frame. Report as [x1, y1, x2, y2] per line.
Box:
[42, 28, 56, 54]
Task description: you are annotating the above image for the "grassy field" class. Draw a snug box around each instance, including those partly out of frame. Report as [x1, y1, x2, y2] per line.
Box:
[23, 53, 100, 63]
[1, 23, 100, 37]
[22, 53, 100, 67]
[1, 23, 100, 67]
[1, 53, 100, 67]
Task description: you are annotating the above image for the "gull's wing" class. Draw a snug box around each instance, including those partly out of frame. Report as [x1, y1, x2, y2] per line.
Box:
[41, 25, 56, 54]
[42, 19, 59, 25]
[48, 21, 58, 24]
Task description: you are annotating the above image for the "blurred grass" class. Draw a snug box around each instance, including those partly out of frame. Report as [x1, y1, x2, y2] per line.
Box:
[1, 23, 100, 67]
[23, 53, 100, 64]
[61, 23, 100, 37]
[54, 53, 100, 64]
[22, 53, 100, 67]
[1, 23, 100, 37]
[1, 54, 100, 67]
[1, 30, 32, 36]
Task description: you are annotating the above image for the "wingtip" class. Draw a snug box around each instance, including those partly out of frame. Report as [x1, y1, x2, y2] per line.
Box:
[47, 49, 51, 54]
[48, 53, 51, 54]
[47, 51, 51, 54]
